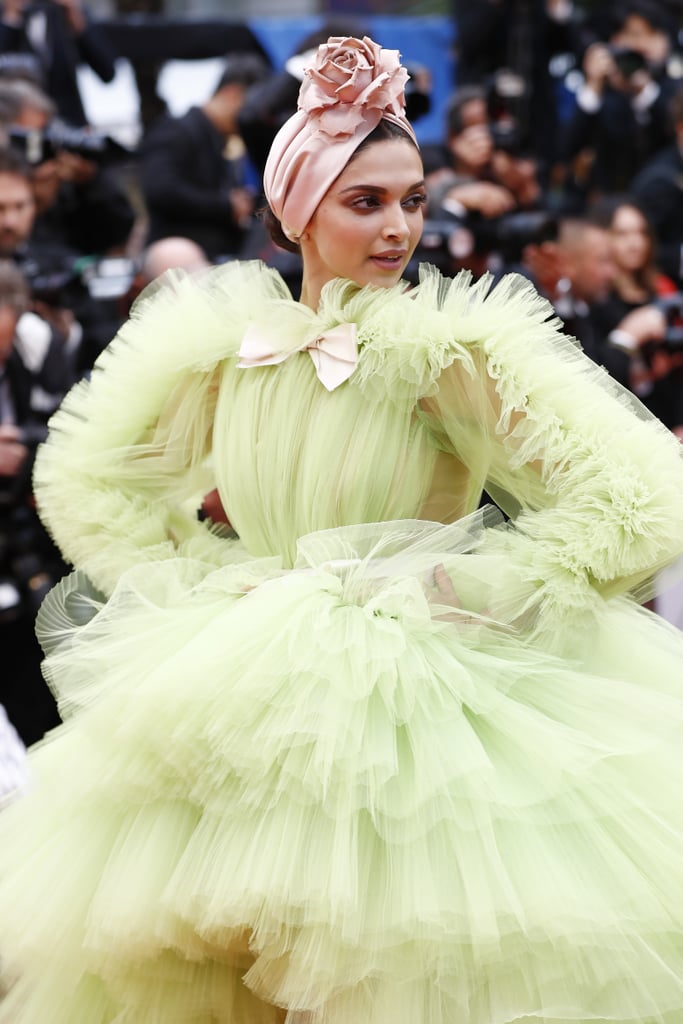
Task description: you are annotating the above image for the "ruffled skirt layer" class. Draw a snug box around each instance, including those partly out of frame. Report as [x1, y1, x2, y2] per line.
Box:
[1, 517, 683, 1023]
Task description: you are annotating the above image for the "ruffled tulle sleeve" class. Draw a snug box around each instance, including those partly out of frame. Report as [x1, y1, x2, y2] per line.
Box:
[33, 262, 290, 596]
[416, 266, 683, 623]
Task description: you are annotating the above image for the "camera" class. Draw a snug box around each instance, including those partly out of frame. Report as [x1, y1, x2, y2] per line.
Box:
[416, 209, 558, 272]
[15, 252, 83, 308]
[81, 256, 138, 301]
[16, 424, 47, 449]
[7, 124, 132, 167]
[478, 210, 558, 256]
[0, 501, 59, 621]
[0, 419, 59, 622]
[607, 46, 648, 79]
[487, 68, 527, 155]
[655, 293, 683, 348]
[16, 251, 139, 307]
[489, 120, 523, 155]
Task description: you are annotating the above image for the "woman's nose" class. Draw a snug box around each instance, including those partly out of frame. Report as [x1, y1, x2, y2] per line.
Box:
[382, 204, 409, 240]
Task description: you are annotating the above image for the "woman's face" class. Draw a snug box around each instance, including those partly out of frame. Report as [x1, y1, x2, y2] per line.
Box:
[609, 205, 651, 273]
[300, 138, 425, 307]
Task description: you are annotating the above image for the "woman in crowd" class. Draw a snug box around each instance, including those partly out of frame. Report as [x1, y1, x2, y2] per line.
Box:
[1, 35, 683, 1024]
[597, 196, 678, 313]
[592, 195, 683, 429]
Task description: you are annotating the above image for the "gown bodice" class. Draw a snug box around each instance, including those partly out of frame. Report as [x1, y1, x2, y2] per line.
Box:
[213, 352, 480, 565]
[32, 259, 683, 609]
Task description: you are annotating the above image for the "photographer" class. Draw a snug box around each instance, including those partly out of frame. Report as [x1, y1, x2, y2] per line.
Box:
[139, 53, 270, 264]
[598, 299, 683, 433]
[0, 145, 83, 388]
[518, 212, 683, 430]
[0, 0, 118, 127]
[631, 84, 683, 290]
[28, 132, 136, 258]
[450, 0, 585, 167]
[0, 141, 131, 372]
[557, 0, 679, 203]
[420, 83, 547, 277]
[0, 258, 63, 747]
[0, 77, 136, 258]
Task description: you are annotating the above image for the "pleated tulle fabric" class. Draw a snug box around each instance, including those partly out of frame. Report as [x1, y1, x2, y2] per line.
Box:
[2, 262, 683, 1022]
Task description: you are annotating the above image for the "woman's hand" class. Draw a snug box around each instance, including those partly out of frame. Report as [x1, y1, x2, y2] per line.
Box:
[426, 563, 489, 624]
[446, 181, 516, 219]
[200, 488, 232, 528]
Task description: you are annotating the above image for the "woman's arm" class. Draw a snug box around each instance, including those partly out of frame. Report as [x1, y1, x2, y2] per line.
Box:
[33, 266, 250, 596]
[419, 270, 683, 620]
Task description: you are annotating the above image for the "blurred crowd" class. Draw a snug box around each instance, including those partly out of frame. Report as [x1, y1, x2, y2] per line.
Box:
[0, 0, 683, 774]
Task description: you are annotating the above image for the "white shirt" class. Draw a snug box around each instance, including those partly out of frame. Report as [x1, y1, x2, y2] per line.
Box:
[0, 704, 29, 809]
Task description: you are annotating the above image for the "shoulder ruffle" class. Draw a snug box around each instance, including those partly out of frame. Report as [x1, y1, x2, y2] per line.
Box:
[474, 273, 683, 585]
[321, 265, 559, 404]
[322, 268, 478, 401]
[432, 270, 683, 615]
[33, 261, 285, 593]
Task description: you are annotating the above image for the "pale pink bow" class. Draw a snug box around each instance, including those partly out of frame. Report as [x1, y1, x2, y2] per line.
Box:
[237, 322, 358, 391]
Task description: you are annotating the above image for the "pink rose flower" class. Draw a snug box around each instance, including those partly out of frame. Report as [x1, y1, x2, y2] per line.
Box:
[299, 36, 409, 138]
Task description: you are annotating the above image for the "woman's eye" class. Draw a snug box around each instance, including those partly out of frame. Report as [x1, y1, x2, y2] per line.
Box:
[352, 195, 381, 209]
[404, 193, 427, 210]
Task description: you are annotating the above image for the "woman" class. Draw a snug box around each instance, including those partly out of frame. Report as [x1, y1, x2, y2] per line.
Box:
[1, 36, 683, 1024]
[598, 197, 676, 310]
[591, 196, 682, 429]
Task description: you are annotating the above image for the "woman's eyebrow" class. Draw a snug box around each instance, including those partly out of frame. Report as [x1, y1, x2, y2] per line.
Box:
[339, 179, 426, 195]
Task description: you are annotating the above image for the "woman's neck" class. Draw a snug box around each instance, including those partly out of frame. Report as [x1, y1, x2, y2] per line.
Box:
[299, 283, 318, 310]
[614, 270, 650, 304]
[299, 267, 325, 310]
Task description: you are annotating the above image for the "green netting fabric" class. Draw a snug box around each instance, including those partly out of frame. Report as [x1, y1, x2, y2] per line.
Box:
[2, 261, 683, 1023]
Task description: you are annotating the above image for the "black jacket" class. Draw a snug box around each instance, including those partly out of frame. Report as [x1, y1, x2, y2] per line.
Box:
[558, 82, 676, 198]
[140, 106, 247, 260]
[631, 144, 683, 289]
[0, 4, 117, 126]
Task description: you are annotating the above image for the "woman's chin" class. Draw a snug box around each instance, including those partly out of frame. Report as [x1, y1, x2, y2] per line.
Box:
[362, 265, 406, 289]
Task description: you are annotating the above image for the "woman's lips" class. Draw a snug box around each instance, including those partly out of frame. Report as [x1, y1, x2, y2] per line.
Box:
[370, 251, 406, 270]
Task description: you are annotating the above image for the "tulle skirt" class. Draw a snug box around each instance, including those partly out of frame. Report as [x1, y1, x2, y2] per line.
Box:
[1, 515, 683, 1024]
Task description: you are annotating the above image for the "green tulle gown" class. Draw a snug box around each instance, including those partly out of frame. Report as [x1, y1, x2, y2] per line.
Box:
[1, 261, 683, 1024]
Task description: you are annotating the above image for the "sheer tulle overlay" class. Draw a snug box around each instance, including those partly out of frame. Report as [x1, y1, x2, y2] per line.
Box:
[1, 263, 683, 1023]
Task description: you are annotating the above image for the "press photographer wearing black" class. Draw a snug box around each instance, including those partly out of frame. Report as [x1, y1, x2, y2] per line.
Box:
[139, 53, 270, 263]
[0, 76, 136, 259]
[419, 83, 549, 279]
[557, 0, 679, 202]
[603, 297, 683, 432]
[0, 139, 133, 372]
[0, 258, 63, 747]
[516, 212, 683, 431]
[0, 0, 119, 127]
[631, 84, 683, 290]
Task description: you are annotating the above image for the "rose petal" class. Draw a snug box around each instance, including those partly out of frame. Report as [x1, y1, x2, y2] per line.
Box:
[337, 65, 373, 100]
[314, 105, 365, 137]
[300, 36, 409, 126]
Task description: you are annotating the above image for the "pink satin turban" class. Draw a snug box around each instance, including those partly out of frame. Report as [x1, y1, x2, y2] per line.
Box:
[263, 35, 418, 243]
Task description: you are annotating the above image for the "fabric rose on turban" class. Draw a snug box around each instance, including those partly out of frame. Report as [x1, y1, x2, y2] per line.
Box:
[263, 34, 416, 241]
[299, 36, 409, 138]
